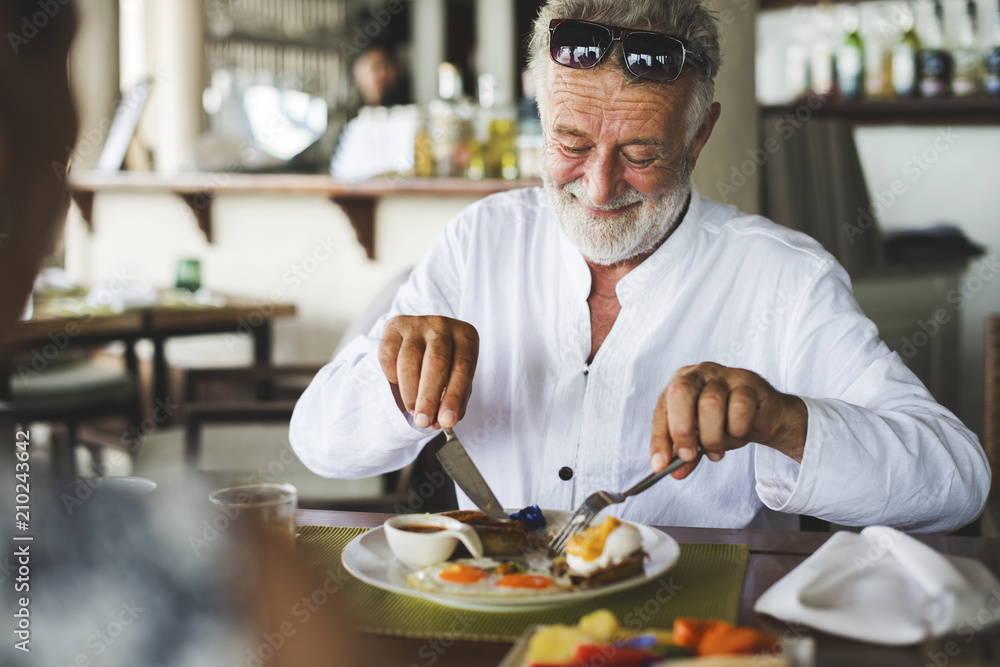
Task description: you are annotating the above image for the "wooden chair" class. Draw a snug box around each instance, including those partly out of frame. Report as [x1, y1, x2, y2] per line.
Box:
[986, 314, 999, 499]
[3, 347, 141, 480]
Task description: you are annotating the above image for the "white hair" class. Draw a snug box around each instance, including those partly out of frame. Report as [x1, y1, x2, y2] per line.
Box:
[527, 0, 722, 144]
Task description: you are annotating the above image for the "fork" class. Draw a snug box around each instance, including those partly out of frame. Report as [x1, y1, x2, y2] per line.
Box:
[548, 452, 693, 554]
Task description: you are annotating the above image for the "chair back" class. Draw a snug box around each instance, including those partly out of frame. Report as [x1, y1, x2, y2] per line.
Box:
[987, 314, 1000, 497]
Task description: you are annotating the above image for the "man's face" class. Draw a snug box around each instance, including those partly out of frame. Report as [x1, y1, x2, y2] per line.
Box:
[541, 63, 700, 266]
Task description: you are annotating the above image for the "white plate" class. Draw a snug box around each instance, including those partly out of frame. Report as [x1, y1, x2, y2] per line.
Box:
[341, 510, 681, 611]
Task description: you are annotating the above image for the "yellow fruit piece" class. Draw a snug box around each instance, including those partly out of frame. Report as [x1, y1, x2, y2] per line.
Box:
[525, 626, 589, 664]
[577, 609, 619, 642]
[566, 517, 622, 561]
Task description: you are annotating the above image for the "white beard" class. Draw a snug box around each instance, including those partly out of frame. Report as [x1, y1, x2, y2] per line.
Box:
[543, 161, 693, 266]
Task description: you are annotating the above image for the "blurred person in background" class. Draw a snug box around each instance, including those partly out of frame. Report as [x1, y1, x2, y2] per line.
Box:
[352, 43, 410, 108]
[0, 3, 381, 665]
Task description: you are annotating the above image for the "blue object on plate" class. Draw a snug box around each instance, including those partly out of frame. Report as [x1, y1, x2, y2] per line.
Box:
[509, 505, 546, 529]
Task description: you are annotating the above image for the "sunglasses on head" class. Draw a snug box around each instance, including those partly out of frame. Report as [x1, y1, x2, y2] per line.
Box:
[548, 19, 707, 83]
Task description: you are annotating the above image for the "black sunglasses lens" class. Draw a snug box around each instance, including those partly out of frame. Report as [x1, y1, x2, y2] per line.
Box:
[551, 22, 612, 69]
[624, 32, 685, 82]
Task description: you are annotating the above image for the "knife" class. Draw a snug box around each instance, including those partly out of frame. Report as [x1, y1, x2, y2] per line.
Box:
[436, 428, 509, 521]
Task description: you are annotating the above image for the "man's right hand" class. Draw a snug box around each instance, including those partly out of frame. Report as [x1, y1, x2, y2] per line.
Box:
[378, 316, 480, 429]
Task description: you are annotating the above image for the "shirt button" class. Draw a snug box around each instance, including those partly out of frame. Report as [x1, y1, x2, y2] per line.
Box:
[583, 369, 589, 376]
[559, 467, 574, 481]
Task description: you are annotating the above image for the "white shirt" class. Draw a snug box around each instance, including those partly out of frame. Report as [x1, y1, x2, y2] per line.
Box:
[290, 186, 989, 533]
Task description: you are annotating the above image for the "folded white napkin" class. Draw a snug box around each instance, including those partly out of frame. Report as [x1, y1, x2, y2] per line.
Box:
[754, 526, 1000, 645]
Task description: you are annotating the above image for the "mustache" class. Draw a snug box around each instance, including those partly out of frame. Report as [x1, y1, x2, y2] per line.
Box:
[561, 180, 647, 211]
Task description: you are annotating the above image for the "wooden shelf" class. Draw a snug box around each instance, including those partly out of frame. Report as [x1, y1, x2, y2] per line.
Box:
[760, 95, 1000, 126]
[69, 172, 542, 260]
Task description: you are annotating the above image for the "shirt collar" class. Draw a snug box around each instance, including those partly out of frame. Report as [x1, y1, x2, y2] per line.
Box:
[552, 182, 704, 305]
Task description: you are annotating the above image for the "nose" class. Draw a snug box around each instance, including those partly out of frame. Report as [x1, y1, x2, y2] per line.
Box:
[581, 148, 626, 207]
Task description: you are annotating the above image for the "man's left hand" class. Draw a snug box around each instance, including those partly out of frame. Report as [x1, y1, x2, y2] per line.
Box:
[649, 362, 808, 479]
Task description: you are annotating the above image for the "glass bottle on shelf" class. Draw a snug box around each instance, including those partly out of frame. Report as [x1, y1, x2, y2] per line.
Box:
[429, 63, 473, 178]
[786, 15, 811, 101]
[952, 0, 982, 96]
[471, 74, 519, 181]
[809, 3, 837, 98]
[864, 4, 896, 100]
[892, 3, 921, 98]
[918, 0, 953, 98]
[986, 2, 1000, 95]
[837, 5, 865, 100]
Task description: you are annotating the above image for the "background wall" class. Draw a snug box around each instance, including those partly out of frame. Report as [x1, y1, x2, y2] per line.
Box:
[854, 127, 1000, 437]
[694, 0, 761, 216]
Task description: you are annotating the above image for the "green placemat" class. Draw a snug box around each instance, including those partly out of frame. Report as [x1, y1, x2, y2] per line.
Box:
[298, 525, 749, 642]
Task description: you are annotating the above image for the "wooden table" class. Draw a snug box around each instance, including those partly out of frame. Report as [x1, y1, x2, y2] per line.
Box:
[4, 294, 296, 409]
[298, 509, 1000, 667]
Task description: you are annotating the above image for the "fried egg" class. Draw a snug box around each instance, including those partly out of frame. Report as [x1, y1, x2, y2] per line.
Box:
[564, 517, 643, 576]
[406, 558, 571, 597]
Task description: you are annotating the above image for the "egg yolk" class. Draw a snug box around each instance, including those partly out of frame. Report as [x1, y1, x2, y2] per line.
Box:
[439, 564, 489, 584]
[496, 574, 555, 589]
[565, 517, 622, 562]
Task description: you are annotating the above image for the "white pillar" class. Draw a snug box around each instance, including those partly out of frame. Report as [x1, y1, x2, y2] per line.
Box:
[68, 0, 120, 170]
[153, 0, 204, 174]
[412, 0, 447, 105]
[475, 0, 517, 106]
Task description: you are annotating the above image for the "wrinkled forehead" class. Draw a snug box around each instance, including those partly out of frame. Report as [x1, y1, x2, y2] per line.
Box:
[544, 63, 693, 139]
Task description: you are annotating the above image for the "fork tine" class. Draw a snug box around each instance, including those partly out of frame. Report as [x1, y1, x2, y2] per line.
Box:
[548, 505, 597, 554]
[547, 509, 584, 553]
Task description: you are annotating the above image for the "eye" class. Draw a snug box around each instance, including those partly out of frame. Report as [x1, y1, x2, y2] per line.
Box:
[622, 146, 661, 167]
[623, 154, 655, 167]
[561, 143, 590, 155]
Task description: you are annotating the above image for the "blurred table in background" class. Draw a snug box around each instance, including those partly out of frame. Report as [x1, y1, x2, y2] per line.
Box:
[5, 290, 296, 415]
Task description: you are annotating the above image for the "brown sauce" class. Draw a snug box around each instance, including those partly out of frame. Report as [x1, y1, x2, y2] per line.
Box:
[399, 525, 446, 533]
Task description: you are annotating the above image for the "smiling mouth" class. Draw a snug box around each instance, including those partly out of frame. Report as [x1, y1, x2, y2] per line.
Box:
[575, 199, 642, 219]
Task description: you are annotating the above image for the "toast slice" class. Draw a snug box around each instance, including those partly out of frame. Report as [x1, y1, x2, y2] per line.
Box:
[553, 550, 646, 588]
[441, 510, 529, 556]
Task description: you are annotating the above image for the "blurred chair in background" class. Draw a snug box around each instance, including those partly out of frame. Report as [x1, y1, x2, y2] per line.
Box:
[984, 314, 1000, 534]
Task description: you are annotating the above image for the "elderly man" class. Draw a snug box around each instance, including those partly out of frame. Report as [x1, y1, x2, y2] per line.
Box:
[291, 0, 988, 532]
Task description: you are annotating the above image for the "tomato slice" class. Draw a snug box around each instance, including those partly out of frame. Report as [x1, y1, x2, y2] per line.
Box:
[672, 618, 725, 652]
[697, 624, 779, 656]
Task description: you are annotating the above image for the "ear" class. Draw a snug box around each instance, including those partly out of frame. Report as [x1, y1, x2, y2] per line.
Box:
[688, 102, 721, 168]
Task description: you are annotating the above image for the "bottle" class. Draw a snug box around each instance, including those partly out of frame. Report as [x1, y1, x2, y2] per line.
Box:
[952, 0, 982, 96]
[892, 3, 921, 98]
[918, 0, 953, 98]
[864, 5, 895, 100]
[429, 63, 473, 178]
[986, 2, 1000, 95]
[837, 5, 865, 100]
[809, 4, 837, 98]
